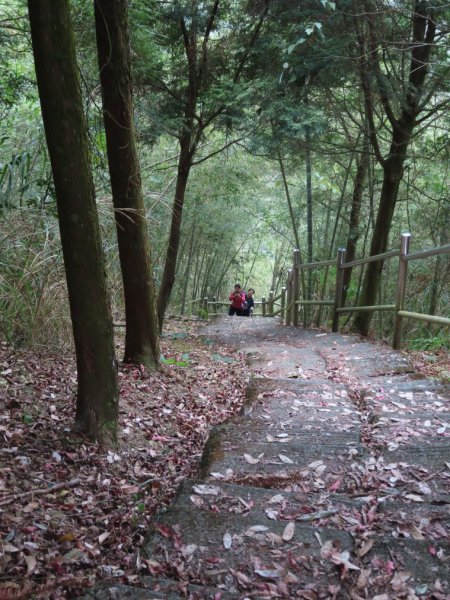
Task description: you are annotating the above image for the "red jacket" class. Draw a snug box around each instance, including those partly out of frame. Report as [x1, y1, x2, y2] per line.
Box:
[229, 290, 246, 309]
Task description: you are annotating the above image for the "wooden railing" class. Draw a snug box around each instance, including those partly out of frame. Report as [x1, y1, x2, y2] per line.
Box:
[188, 233, 449, 350]
[191, 292, 287, 318]
[283, 232, 450, 349]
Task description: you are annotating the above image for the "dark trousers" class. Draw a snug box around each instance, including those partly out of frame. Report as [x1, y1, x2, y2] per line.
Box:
[229, 306, 245, 316]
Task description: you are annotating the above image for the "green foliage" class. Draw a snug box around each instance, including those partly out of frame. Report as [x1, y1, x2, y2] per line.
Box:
[197, 308, 209, 320]
[408, 333, 450, 352]
[0, 0, 449, 352]
[160, 354, 190, 367]
[0, 209, 72, 348]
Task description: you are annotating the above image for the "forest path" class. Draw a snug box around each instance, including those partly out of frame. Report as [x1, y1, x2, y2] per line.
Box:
[86, 318, 450, 599]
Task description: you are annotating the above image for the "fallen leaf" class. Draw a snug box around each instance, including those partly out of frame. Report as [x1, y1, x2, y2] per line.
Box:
[244, 453, 261, 464]
[356, 539, 374, 557]
[244, 525, 269, 535]
[404, 493, 424, 502]
[192, 484, 221, 495]
[278, 454, 293, 464]
[254, 569, 281, 579]
[282, 521, 295, 541]
[25, 555, 37, 574]
[267, 494, 284, 504]
[98, 531, 110, 545]
[223, 532, 232, 549]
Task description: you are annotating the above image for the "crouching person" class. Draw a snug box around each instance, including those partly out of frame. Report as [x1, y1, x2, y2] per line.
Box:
[229, 284, 246, 316]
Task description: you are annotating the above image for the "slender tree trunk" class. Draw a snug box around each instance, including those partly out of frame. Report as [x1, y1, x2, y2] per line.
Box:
[342, 141, 369, 305]
[192, 242, 202, 302]
[28, 0, 118, 445]
[244, 233, 263, 291]
[196, 247, 208, 298]
[94, 0, 159, 367]
[180, 225, 196, 315]
[157, 139, 191, 329]
[305, 127, 313, 324]
[429, 209, 449, 317]
[277, 147, 306, 298]
[316, 151, 355, 325]
[353, 128, 410, 334]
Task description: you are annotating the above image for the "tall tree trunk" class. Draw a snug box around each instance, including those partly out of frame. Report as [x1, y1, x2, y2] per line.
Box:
[353, 128, 411, 334]
[354, 1, 436, 335]
[429, 208, 449, 317]
[180, 225, 197, 315]
[305, 126, 313, 325]
[94, 0, 159, 367]
[157, 139, 191, 329]
[28, 0, 118, 445]
[342, 139, 369, 305]
[277, 147, 306, 298]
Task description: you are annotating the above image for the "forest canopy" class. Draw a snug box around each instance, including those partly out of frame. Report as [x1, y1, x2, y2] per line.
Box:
[1, 0, 449, 353]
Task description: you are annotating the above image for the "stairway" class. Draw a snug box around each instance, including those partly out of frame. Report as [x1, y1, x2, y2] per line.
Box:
[85, 318, 450, 599]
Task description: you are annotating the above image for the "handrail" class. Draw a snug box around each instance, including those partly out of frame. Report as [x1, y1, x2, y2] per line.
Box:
[279, 232, 449, 350]
[336, 304, 396, 313]
[195, 233, 449, 347]
[342, 249, 398, 269]
[296, 258, 337, 269]
[404, 243, 450, 262]
[397, 311, 450, 325]
[296, 300, 334, 306]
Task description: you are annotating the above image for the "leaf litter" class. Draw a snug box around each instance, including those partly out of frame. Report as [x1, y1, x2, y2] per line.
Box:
[0, 322, 248, 598]
[2, 321, 448, 599]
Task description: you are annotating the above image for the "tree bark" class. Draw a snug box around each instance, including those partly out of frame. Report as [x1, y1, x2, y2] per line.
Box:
[157, 139, 191, 329]
[155, 2, 268, 329]
[27, 0, 119, 445]
[180, 225, 197, 315]
[342, 139, 369, 305]
[354, 1, 436, 335]
[94, 0, 159, 367]
[353, 125, 412, 334]
[305, 125, 313, 325]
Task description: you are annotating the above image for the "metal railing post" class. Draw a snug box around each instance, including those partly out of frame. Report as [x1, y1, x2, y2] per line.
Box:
[293, 249, 300, 327]
[393, 233, 411, 350]
[281, 287, 286, 321]
[285, 270, 292, 325]
[332, 248, 346, 332]
[262, 296, 266, 317]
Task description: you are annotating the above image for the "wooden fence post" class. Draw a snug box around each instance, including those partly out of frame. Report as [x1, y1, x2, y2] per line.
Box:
[393, 233, 411, 350]
[212, 296, 217, 314]
[262, 296, 266, 317]
[293, 249, 300, 326]
[281, 287, 286, 321]
[269, 290, 274, 316]
[332, 248, 346, 332]
[285, 270, 292, 325]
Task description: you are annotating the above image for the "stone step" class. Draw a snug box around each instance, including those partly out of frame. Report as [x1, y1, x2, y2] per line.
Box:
[139, 481, 449, 598]
[143, 503, 353, 594]
[369, 414, 450, 448]
[81, 574, 235, 599]
[200, 434, 367, 492]
[362, 381, 450, 416]
[380, 444, 450, 470]
[174, 479, 450, 542]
